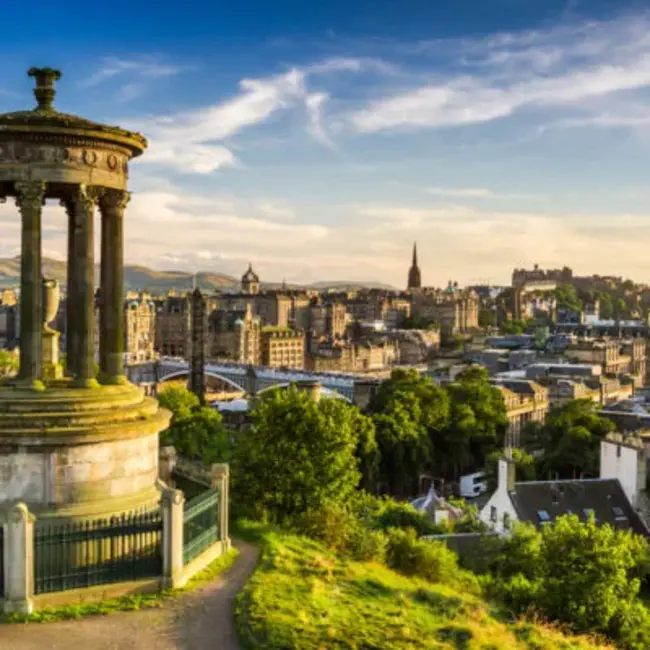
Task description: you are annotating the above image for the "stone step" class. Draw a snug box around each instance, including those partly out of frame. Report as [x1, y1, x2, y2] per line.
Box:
[0, 396, 159, 429]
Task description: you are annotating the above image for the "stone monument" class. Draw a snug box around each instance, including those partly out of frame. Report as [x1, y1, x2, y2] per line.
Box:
[0, 68, 171, 521]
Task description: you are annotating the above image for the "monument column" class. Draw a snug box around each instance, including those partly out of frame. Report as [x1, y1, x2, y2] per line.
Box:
[99, 190, 129, 384]
[62, 199, 77, 376]
[69, 185, 102, 387]
[15, 181, 46, 388]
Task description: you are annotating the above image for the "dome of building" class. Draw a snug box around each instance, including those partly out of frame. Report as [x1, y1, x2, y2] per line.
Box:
[241, 263, 259, 283]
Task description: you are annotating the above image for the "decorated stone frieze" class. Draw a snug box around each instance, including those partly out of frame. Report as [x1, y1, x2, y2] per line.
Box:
[0, 141, 128, 177]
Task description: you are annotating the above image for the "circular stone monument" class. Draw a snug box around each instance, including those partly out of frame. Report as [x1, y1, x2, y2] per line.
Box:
[0, 68, 171, 521]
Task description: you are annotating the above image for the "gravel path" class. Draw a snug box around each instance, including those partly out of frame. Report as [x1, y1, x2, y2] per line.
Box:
[0, 540, 260, 650]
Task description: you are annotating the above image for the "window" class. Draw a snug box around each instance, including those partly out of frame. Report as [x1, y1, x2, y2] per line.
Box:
[503, 513, 511, 530]
[612, 506, 627, 521]
[537, 510, 551, 523]
[490, 506, 497, 522]
[617, 445, 622, 458]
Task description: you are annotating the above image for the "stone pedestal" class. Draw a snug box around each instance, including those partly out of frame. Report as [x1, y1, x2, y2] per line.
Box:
[42, 329, 62, 380]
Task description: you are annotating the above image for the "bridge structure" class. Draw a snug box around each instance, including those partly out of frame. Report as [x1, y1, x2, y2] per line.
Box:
[128, 359, 381, 402]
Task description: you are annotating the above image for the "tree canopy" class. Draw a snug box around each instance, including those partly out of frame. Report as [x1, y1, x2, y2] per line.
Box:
[233, 387, 375, 522]
[527, 399, 615, 479]
[370, 369, 449, 496]
[158, 385, 230, 464]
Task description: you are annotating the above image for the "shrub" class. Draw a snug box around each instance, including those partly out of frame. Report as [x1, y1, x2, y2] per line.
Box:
[375, 502, 442, 536]
[384, 528, 460, 585]
[291, 501, 386, 563]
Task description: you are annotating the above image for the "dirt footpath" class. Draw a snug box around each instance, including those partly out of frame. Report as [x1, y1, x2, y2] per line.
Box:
[0, 540, 260, 650]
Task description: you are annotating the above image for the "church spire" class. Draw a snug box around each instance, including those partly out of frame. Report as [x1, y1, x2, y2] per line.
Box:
[407, 242, 422, 291]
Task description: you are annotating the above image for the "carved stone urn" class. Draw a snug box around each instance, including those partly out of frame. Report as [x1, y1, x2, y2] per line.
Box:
[42, 278, 60, 333]
[42, 277, 62, 378]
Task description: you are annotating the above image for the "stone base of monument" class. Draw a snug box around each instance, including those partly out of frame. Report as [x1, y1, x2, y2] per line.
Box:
[0, 381, 171, 523]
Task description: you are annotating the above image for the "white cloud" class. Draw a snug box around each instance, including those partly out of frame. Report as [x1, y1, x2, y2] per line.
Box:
[257, 202, 296, 221]
[425, 187, 533, 200]
[81, 56, 184, 88]
[349, 13, 650, 133]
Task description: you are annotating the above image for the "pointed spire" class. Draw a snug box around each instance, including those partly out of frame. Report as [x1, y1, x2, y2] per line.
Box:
[412, 242, 418, 266]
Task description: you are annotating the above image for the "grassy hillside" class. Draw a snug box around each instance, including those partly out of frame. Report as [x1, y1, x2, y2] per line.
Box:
[235, 522, 612, 650]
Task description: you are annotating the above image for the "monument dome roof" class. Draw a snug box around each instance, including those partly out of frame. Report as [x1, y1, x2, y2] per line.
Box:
[0, 68, 147, 157]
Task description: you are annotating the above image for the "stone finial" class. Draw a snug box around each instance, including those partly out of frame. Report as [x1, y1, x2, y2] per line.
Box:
[28, 67, 61, 112]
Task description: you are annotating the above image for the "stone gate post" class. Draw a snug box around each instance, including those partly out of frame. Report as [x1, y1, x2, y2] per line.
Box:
[161, 487, 184, 589]
[211, 463, 231, 551]
[4, 502, 35, 614]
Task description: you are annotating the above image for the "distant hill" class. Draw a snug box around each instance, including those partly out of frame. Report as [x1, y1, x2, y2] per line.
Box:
[0, 257, 394, 294]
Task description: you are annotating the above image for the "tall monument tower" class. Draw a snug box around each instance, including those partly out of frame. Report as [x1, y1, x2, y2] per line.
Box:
[189, 287, 206, 405]
[0, 68, 171, 521]
[407, 242, 422, 290]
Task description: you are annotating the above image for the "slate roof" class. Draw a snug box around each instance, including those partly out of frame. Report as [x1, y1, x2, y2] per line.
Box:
[509, 478, 649, 537]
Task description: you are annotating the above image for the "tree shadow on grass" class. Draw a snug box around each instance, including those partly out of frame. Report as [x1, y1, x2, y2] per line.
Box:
[435, 625, 473, 649]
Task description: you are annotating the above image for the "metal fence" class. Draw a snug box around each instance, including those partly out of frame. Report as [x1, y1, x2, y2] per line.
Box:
[34, 511, 163, 595]
[183, 487, 220, 565]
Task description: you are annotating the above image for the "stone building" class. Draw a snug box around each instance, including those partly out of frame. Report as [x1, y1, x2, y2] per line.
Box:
[567, 338, 646, 388]
[155, 295, 191, 357]
[306, 337, 397, 373]
[412, 282, 479, 337]
[207, 303, 261, 365]
[124, 292, 156, 363]
[241, 263, 260, 295]
[345, 290, 412, 329]
[492, 379, 550, 446]
[261, 327, 305, 369]
[309, 299, 347, 337]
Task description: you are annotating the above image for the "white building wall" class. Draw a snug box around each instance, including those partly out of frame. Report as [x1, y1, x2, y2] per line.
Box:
[600, 440, 642, 507]
[479, 459, 519, 533]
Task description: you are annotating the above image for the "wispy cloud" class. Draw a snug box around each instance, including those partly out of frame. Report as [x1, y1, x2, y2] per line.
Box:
[81, 56, 184, 88]
[425, 187, 535, 200]
[130, 56, 391, 173]
[348, 13, 650, 133]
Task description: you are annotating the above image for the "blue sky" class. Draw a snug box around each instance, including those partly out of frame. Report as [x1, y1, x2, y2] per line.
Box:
[2, 0, 650, 287]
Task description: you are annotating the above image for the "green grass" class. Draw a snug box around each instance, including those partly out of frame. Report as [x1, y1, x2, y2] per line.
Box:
[2, 547, 239, 624]
[234, 521, 613, 650]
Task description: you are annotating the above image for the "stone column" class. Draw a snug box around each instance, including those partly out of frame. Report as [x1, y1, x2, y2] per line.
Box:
[62, 199, 77, 377]
[99, 190, 130, 384]
[69, 185, 102, 388]
[161, 487, 185, 589]
[211, 463, 230, 550]
[15, 181, 46, 388]
[3, 503, 35, 614]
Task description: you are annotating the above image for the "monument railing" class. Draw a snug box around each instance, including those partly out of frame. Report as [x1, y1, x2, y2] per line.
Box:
[183, 487, 221, 565]
[33, 511, 163, 595]
[0, 461, 231, 613]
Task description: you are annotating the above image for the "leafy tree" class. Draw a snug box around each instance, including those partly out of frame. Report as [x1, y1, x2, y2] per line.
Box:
[478, 309, 494, 329]
[488, 516, 650, 648]
[158, 385, 229, 464]
[599, 293, 614, 319]
[484, 447, 536, 492]
[534, 399, 615, 479]
[537, 515, 649, 638]
[440, 366, 508, 478]
[553, 283, 582, 312]
[0, 350, 18, 378]
[233, 387, 374, 522]
[499, 319, 527, 335]
[370, 369, 449, 497]
[158, 385, 200, 419]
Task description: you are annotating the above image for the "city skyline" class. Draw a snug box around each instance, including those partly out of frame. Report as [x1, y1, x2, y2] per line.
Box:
[2, 2, 650, 286]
